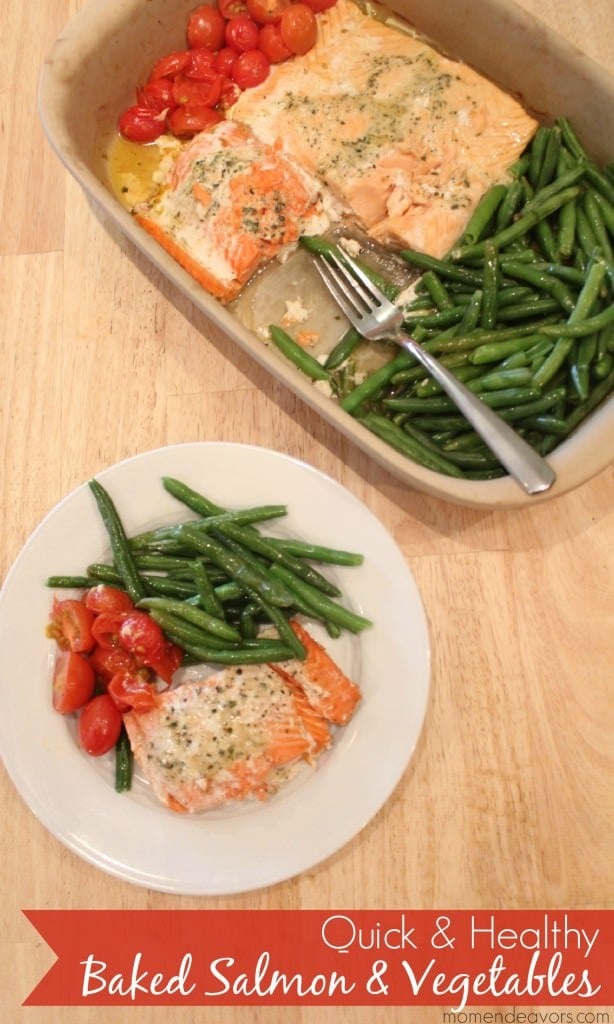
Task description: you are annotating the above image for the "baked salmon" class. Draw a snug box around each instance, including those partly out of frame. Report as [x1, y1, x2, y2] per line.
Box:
[123, 624, 360, 813]
[231, 0, 538, 257]
[135, 120, 332, 302]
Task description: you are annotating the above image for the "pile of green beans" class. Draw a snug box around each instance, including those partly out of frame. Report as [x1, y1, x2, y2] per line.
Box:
[277, 118, 614, 480]
[47, 476, 371, 665]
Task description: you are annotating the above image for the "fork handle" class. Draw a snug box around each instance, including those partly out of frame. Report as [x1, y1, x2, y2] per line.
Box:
[398, 335, 556, 495]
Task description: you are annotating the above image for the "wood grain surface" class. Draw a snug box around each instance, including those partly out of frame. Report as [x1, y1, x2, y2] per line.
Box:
[1, 0, 612, 1021]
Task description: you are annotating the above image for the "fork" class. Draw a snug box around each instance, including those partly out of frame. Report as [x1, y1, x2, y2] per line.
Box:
[313, 249, 556, 495]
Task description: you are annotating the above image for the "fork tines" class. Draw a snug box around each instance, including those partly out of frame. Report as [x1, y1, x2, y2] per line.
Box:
[314, 249, 382, 322]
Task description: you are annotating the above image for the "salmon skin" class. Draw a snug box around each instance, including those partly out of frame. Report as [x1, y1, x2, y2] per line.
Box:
[135, 120, 332, 302]
[123, 623, 361, 813]
[231, 0, 538, 258]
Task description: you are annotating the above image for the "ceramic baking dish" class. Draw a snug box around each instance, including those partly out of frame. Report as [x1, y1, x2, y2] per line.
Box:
[38, 0, 614, 508]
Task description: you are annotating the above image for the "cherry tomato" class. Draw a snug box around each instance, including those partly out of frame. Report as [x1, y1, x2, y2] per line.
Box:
[280, 3, 317, 54]
[136, 78, 177, 114]
[225, 14, 260, 52]
[147, 641, 184, 685]
[118, 105, 165, 143]
[246, 0, 291, 24]
[232, 49, 270, 88]
[84, 585, 134, 615]
[118, 611, 165, 664]
[89, 643, 140, 684]
[148, 50, 192, 81]
[48, 598, 96, 653]
[168, 104, 224, 136]
[108, 669, 159, 713]
[172, 72, 224, 108]
[219, 0, 248, 16]
[300, 0, 336, 11]
[214, 46, 240, 76]
[91, 611, 128, 650]
[186, 4, 227, 50]
[53, 652, 95, 714]
[78, 694, 123, 757]
[258, 22, 292, 62]
[218, 79, 242, 110]
[185, 46, 217, 79]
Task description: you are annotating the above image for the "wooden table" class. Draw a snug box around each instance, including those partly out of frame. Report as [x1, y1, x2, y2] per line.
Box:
[1, 0, 612, 1020]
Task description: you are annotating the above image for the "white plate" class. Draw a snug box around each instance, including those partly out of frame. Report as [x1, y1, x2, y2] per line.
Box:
[0, 443, 430, 895]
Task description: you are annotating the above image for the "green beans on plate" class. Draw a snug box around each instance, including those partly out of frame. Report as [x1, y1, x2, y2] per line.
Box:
[271, 118, 614, 480]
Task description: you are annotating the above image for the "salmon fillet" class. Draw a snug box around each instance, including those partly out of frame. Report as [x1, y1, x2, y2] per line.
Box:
[123, 625, 360, 813]
[231, 0, 538, 257]
[135, 120, 332, 302]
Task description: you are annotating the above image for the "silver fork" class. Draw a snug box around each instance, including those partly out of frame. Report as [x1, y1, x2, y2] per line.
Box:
[313, 249, 556, 495]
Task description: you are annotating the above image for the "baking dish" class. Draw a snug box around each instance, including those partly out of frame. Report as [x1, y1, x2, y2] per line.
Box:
[38, 0, 614, 508]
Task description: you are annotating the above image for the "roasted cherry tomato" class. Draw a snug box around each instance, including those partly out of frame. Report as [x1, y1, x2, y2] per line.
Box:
[280, 2, 317, 54]
[78, 694, 123, 757]
[136, 78, 177, 114]
[218, 79, 242, 110]
[300, 0, 336, 11]
[185, 46, 217, 79]
[53, 651, 96, 714]
[225, 14, 260, 52]
[219, 0, 248, 17]
[118, 611, 165, 664]
[91, 611, 128, 650]
[232, 49, 270, 88]
[147, 640, 184, 685]
[214, 46, 240, 76]
[246, 0, 291, 24]
[186, 4, 227, 50]
[258, 22, 292, 62]
[148, 50, 192, 81]
[118, 105, 165, 143]
[89, 643, 140, 684]
[108, 669, 159, 713]
[168, 104, 224, 136]
[84, 585, 134, 615]
[172, 72, 224, 108]
[47, 598, 96, 653]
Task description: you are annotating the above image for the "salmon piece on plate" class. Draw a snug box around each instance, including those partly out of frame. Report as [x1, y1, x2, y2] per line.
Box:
[135, 120, 331, 302]
[231, 0, 538, 257]
[123, 624, 361, 813]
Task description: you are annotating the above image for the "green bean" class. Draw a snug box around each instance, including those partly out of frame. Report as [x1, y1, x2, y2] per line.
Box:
[235, 582, 306, 659]
[213, 520, 341, 597]
[536, 124, 562, 189]
[87, 480, 146, 605]
[324, 326, 362, 369]
[583, 192, 613, 261]
[481, 240, 499, 330]
[414, 364, 481, 398]
[459, 183, 508, 246]
[175, 525, 295, 608]
[458, 289, 483, 331]
[496, 179, 524, 230]
[268, 325, 330, 381]
[508, 153, 531, 179]
[521, 164, 587, 217]
[403, 306, 466, 330]
[584, 163, 614, 207]
[520, 415, 569, 436]
[570, 334, 598, 400]
[496, 298, 561, 321]
[471, 367, 534, 391]
[470, 332, 552, 365]
[138, 596, 241, 642]
[115, 727, 133, 793]
[149, 617, 297, 664]
[129, 505, 287, 549]
[537, 305, 614, 338]
[594, 352, 613, 379]
[528, 125, 549, 185]
[535, 218, 560, 262]
[575, 207, 600, 260]
[358, 412, 465, 477]
[589, 189, 614, 235]
[421, 270, 454, 309]
[401, 249, 483, 287]
[557, 196, 577, 260]
[452, 186, 581, 261]
[558, 117, 587, 161]
[563, 368, 614, 433]
[191, 558, 224, 617]
[269, 563, 373, 633]
[497, 386, 567, 421]
[46, 575, 101, 589]
[498, 260, 575, 313]
[260, 537, 363, 566]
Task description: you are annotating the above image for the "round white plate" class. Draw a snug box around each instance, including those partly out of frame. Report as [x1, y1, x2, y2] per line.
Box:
[0, 443, 430, 895]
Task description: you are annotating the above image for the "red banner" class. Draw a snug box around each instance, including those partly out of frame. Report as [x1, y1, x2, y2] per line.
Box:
[23, 910, 613, 1008]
